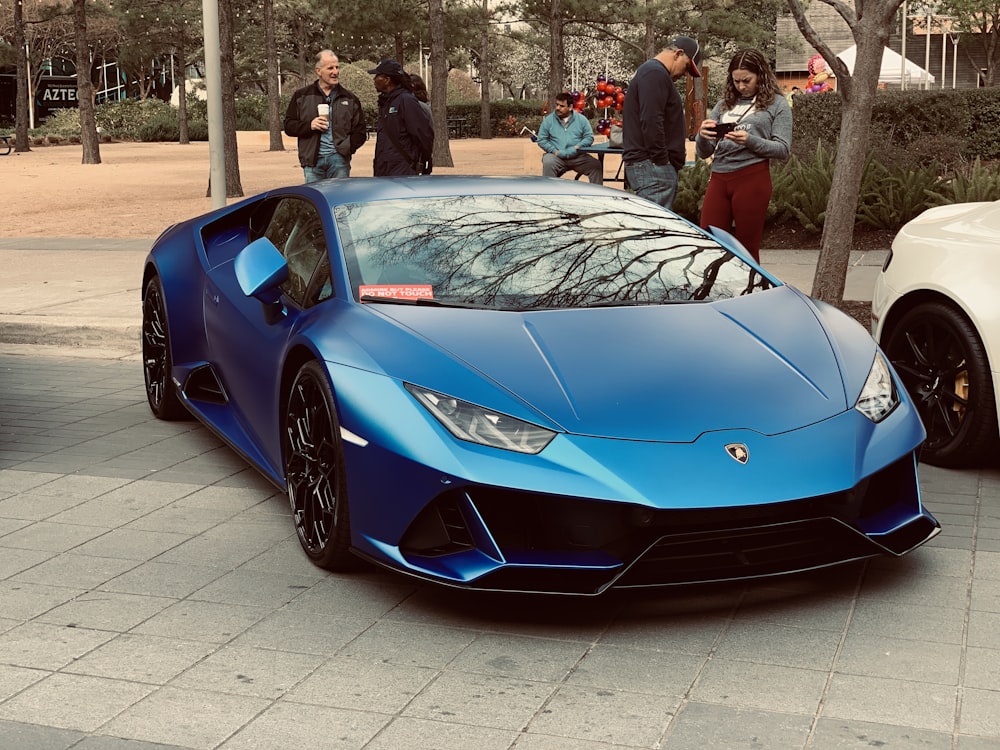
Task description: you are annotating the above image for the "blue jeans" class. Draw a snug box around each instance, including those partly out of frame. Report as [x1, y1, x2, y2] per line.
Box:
[624, 160, 678, 210]
[304, 152, 350, 182]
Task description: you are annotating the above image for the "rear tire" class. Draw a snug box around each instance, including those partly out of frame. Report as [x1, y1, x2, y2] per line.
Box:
[882, 300, 999, 467]
[141, 276, 186, 420]
[283, 360, 356, 570]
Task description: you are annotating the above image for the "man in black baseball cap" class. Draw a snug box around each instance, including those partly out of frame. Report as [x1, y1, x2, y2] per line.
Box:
[368, 59, 434, 176]
[621, 35, 702, 209]
[368, 59, 405, 77]
[670, 35, 702, 78]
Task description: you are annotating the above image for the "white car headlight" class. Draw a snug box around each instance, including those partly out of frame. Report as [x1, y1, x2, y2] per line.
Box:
[405, 384, 556, 454]
[855, 351, 898, 423]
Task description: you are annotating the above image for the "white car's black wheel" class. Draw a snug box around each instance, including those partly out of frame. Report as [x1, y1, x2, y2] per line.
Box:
[283, 361, 356, 570]
[883, 301, 999, 467]
[141, 276, 186, 420]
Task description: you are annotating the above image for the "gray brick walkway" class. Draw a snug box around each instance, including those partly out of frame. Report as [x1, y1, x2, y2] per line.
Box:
[1, 351, 998, 749]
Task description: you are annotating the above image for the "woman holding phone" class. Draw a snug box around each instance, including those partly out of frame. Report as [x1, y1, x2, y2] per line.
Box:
[695, 49, 792, 262]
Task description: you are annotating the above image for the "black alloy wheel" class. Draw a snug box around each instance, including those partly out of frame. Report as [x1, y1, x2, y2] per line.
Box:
[141, 276, 186, 420]
[283, 360, 356, 570]
[883, 301, 999, 467]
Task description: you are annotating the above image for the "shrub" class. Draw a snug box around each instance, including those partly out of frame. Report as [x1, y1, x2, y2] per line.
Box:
[789, 87, 997, 163]
[95, 98, 176, 140]
[770, 142, 835, 233]
[34, 107, 82, 137]
[136, 113, 198, 142]
[927, 157, 1000, 205]
[234, 93, 291, 130]
[856, 160, 940, 229]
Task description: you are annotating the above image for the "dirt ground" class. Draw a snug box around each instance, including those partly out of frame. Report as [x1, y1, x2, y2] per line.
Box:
[4, 134, 893, 253]
[2, 135, 544, 239]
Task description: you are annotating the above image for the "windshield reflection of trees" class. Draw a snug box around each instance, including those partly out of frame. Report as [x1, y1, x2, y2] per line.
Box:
[342, 195, 773, 309]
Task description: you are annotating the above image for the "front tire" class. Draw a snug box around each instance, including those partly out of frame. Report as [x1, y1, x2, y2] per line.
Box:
[283, 360, 355, 570]
[883, 300, 999, 467]
[141, 276, 186, 420]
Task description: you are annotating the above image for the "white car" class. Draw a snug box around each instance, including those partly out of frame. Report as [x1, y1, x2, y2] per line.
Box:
[872, 199, 1000, 467]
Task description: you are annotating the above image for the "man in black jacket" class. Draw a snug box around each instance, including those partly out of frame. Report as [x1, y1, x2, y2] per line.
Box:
[622, 36, 701, 209]
[284, 50, 367, 182]
[368, 59, 434, 177]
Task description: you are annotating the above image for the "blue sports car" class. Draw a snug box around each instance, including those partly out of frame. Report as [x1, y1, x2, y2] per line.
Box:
[141, 176, 939, 595]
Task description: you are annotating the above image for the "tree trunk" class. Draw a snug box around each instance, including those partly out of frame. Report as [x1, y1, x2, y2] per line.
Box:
[787, 0, 901, 305]
[548, 0, 563, 106]
[13, 0, 31, 153]
[428, 0, 454, 167]
[219, 0, 243, 197]
[72, 0, 101, 164]
[264, 0, 285, 151]
[810, 32, 891, 304]
[479, 0, 492, 139]
[642, 0, 656, 58]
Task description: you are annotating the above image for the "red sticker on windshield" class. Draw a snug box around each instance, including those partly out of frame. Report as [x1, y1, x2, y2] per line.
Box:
[360, 284, 434, 301]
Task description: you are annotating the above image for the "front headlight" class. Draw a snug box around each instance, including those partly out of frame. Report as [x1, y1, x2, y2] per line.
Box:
[855, 351, 898, 423]
[405, 384, 556, 454]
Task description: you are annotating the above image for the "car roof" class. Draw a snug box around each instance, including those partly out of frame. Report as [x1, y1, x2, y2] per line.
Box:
[299, 175, 631, 209]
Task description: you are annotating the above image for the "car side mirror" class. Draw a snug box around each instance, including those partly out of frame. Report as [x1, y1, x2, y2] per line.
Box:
[235, 237, 289, 303]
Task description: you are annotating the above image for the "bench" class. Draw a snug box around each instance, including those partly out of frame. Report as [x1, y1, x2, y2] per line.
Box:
[1, 134, 11, 156]
[447, 116, 469, 139]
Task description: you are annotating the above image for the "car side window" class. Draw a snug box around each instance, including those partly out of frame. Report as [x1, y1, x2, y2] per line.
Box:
[263, 198, 332, 308]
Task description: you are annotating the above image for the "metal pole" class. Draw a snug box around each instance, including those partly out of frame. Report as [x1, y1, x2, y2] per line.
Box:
[27, 45, 35, 128]
[941, 24, 946, 88]
[900, 3, 907, 91]
[952, 36, 958, 88]
[201, 0, 226, 209]
[924, 13, 931, 90]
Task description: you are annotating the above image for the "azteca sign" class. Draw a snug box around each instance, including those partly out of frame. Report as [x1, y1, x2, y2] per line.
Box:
[36, 77, 79, 109]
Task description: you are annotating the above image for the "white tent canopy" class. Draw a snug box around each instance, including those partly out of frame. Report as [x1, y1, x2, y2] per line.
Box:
[837, 45, 935, 85]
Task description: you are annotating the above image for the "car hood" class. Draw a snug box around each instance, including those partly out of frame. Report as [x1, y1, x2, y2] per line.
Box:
[897, 200, 1000, 244]
[365, 286, 868, 442]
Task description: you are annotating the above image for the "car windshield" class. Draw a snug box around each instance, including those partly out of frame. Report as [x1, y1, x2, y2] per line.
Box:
[335, 193, 773, 310]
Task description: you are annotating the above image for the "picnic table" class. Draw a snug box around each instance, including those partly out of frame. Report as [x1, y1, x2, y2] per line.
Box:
[447, 116, 470, 139]
[578, 143, 626, 185]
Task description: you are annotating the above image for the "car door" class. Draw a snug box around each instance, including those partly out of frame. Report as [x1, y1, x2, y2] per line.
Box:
[204, 196, 333, 469]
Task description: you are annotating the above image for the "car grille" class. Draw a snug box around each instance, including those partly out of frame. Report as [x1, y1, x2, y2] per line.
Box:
[398, 456, 927, 593]
[614, 518, 876, 587]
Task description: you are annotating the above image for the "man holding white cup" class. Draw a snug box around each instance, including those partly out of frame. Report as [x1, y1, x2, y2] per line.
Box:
[283, 50, 367, 182]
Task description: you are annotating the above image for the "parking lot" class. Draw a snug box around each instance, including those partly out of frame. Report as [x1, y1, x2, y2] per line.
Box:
[1, 350, 999, 749]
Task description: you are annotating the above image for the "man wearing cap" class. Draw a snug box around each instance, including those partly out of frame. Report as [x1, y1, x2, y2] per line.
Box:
[284, 50, 367, 182]
[369, 59, 434, 177]
[622, 36, 702, 209]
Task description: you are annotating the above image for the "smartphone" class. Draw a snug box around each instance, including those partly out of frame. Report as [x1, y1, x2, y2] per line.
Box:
[715, 122, 737, 139]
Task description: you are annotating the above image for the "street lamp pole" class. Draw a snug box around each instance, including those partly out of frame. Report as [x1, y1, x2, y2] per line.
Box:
[900, 1, 907, 90]
[201, 0, 226, 208]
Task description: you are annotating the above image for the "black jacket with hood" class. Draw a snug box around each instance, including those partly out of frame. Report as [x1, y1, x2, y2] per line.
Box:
[372, 86, 434, 176]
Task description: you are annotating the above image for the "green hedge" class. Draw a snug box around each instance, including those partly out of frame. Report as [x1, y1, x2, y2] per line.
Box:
[789, 87, 1000, 165]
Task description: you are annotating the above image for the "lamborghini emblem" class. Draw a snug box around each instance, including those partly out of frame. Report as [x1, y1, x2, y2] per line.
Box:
[725, 443, 749, 464]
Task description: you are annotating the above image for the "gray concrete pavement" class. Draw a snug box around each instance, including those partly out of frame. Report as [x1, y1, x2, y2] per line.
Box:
[0, 238, 887, 357]
[2, 351, 999, 749]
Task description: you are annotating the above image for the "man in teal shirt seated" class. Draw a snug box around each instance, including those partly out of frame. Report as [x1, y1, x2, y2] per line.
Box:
[536, 92, 603, 185]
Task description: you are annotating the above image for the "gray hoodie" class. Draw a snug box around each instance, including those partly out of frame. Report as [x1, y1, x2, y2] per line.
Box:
[695, 95, 792, 173]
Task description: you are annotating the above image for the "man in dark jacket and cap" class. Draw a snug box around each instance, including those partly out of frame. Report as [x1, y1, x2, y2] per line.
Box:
[622, 36, 702, 209]
[368, 59, 434, 176]
[284, 50, 367, 182]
